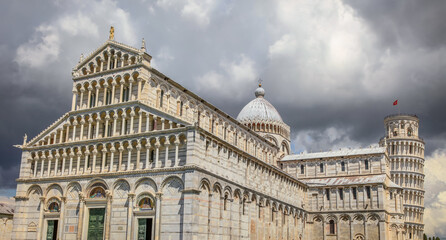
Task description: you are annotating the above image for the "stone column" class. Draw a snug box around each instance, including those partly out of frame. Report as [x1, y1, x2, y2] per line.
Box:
[83, 149, 90, 174]
[174, 140, 180, 167]
[154, 139, 160, 168]
[111, 81, 117, 104]
[65, 123, 70, 142]
[87, 116, 93, 139]
[120, 79, 125, 103]
[104, 190, 113, 240]
[109, 146, 116, 172]
[101, 148, 107, 173]
[71, 89, 78, 111]
[76, 150, 82, 175]
[79, 118, 85, 140]
[154, 192, 163, 240]
[91, 148, 98, 173]
[135, 142, 141, 170]
[126, 193, 135, 240]
[40, 155, 45, 177]
[58, 197, 67, 240]
[104, 112, 110, 137]
[47, 154, 53, 177]
[103, 82, 109, 106]
[164, 141, 170, 168]
[33, 157, 38, 177]
[79, 87, 85, 109]
[37, 196, 45, 240]
[127, 145, 133, 171]
[128, 78, 134, 101]
[76, 193, 86, 240]
[118, 144, 124, 171]
[146, 113, 150, 132]
[130, 108, 135, 134]
[95, 118, 100, 139]
[61, 151, 67, 176]
[87, 86, 93, 108]
[112, 114, 118, 136]
[145, 143, 151, 169]
[72, 119, 78, 141]
[95, 86, 100, 107]
[138, 110, 142, 133]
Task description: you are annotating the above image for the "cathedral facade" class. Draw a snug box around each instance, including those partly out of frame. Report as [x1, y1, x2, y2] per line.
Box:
[11, 33, 424, 240]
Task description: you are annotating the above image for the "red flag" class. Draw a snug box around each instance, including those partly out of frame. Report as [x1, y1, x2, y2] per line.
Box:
[393, 100, 398, 106]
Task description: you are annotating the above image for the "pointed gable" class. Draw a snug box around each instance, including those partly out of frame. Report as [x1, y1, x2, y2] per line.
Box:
[72, 40, 152, 78]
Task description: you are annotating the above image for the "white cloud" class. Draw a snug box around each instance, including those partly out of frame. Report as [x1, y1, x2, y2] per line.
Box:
[59, 13, 98, 37]
[156, 0, 218, 27]
[195, 54, 257, 100]
[15, 0, 136, 69]
[15, 25, 60, 68]
[293, 126, 364, 153]
[424, 148, 446, 237]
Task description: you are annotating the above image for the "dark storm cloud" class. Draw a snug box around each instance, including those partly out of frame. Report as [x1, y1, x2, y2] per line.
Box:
[343, 0, 446, 49]
[1, 0, 446, 235]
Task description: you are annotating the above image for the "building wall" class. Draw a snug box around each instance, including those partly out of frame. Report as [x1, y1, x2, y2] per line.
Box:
[0, 214, 13, 240]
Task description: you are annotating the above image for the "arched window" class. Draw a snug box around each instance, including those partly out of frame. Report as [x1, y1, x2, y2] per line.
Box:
[160, 90, 164, 107]
[150, 149, 155, 163]
[300, 165, 305, 174]
[89, 187, 106, 198]
[320, 163, 324, 173]
[122, 87, 129, 102]
[224, 194, 228, 211]
[407, 128, 413, 137]
[90, 93, 96, 108]
[393, 131, 398, 136]
[365, 160, 369, 170]
[138, 197, 154, 210]
[106, 89, 112, 105]
[48, 200, 60, 212]
[341, 161, 345, 171]
[179, 101, 183, 116]
[329, 220, 335, 234]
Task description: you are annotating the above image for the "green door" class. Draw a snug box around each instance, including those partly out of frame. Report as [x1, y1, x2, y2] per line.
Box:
[137, 218, 153, 240]
[46, 220, 58, 240]
[87, 208, 105, 240]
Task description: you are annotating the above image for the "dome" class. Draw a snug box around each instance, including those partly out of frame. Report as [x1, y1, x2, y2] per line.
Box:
[237, 85, 284, 123]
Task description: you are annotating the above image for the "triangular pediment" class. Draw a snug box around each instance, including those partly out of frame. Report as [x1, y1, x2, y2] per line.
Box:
[73, 40, 152, 73]
[26, 113, 71, 147]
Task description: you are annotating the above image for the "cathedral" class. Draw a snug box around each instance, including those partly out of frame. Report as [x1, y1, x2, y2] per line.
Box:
[11, 30, 424, 240]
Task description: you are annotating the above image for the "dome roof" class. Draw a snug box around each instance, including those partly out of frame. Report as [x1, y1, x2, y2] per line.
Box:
[237, 85, 284, 123]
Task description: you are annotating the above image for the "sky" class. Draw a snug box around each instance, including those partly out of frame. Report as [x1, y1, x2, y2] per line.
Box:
[1, 0, 446, 236]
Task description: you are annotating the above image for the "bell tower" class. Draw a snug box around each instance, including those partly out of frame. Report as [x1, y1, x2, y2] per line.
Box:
[380, 114, 425, 240]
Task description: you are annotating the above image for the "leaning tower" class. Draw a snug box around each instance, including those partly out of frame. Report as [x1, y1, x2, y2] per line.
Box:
[380, 114, 425, 240]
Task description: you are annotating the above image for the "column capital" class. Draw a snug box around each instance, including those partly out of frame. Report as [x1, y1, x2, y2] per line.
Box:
[88, 86, 93, 91]
[80, 86, 86, 93]
[110, 146, 116, 153]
